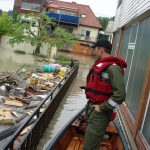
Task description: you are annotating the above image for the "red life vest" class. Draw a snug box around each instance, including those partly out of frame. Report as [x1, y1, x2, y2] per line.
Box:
[85, 56, 127, 104]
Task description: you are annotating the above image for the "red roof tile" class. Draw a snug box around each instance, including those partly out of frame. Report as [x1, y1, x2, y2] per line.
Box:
[46, 0, 101, 28]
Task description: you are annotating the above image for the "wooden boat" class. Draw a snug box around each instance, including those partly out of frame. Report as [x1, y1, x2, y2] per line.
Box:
[46, 108, 129, 150]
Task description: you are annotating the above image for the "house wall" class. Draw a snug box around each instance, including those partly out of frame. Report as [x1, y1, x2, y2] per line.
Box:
[71, 41, 94, 56]
[58, 25, 98, 56]
[112, 15, 150, 150]
[62, 25, 98, 56]
[0, 35, 48, 55]
[13, 0, 45, 13]
[113, 0, 150, 31]
[77, 25, 99, 42]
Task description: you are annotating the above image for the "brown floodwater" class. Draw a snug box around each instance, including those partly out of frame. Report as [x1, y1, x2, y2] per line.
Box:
[0, 47, 94, 150]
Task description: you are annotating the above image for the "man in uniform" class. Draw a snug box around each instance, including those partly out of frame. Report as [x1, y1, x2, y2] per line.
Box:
[82, 40, 127, 150]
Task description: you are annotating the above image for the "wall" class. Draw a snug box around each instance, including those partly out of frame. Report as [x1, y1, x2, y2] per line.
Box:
[113, 0, 150, 31]
[113, 16, 150, 150]
[0, 35, 49, 55]
[71, 41, 93, 56]
[77, 25, 99, 42]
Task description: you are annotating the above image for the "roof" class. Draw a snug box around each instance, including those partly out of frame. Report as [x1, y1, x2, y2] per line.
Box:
[46, 0, 101, 28]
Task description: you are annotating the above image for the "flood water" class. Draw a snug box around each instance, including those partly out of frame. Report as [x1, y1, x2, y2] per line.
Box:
[0, 47, 94, 150]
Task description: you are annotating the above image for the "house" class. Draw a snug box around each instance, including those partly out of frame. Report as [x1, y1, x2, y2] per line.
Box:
[44, 1, 101, 55]
[105, 20, 114, 42]
[13, 0, 50, 13]
[112, 0, 150, 149]
[13, 0, 101, 56]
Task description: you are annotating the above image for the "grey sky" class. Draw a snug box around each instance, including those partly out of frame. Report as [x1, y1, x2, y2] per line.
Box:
[0, 0, 14, 12]
[0, 0, 118, 17]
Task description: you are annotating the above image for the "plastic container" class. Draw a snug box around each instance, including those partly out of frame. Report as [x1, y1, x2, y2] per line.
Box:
[43, 65, 56, 72]
[51, 64, 61, 71]
[59, 70, 65, 77]
[30, 77, 38, 85]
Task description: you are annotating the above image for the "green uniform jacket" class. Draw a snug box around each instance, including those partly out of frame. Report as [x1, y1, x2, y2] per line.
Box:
[99, 64, 126, 112]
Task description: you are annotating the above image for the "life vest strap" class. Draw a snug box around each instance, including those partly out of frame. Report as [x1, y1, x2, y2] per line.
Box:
[86, 88, 112, 96]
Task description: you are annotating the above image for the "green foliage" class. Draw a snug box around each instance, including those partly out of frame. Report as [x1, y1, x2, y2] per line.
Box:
[55, 54, 71, 61]
[0, 12, 14, 35]
[54, 54, 71, 66]
[8, 12, 76, 54]
[98, 17, 109, 30]
[13, 49, 26, 54]
[98, 16, 114, 30]
[97, 16, 114, 40]
[52, 27, 75, 49]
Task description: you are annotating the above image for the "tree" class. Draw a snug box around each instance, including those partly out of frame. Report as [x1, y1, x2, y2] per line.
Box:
[8, 12, 76, 55]
[0, 12, 14, 35]
[97, 16, 114, 40]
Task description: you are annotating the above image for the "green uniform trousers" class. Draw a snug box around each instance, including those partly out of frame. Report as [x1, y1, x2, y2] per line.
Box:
[83, 102, 112, 150]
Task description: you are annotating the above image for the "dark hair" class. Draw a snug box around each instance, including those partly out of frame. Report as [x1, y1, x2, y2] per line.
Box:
[91, 40, 112, 54]
[103, 47, 111, 54]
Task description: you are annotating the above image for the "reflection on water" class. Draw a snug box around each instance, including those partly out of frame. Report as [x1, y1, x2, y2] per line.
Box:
[0, 47, 95, 150]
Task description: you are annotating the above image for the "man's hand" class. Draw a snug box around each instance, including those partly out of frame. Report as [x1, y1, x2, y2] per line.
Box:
[92, 105, 101, 112]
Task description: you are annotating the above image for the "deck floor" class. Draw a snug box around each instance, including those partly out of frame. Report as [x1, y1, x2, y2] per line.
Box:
[67, 136, 112, 150]
[67, 137, 83, 150]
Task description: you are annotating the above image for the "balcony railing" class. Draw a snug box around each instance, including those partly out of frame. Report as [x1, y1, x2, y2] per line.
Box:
[46, 12, 79, 26]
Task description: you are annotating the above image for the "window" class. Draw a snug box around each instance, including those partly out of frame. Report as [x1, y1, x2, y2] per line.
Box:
[21, 2, 41, 12]
[32, 3, 41, 11]
[21, 2, 30, 10]
[49, 9, 55, 13]
[81, 29, 90, 37]
[60, 10, 76, 16]
[46, 8, 49, 12]
[81, 14, 86, 18]
[61, 26, 73, 33]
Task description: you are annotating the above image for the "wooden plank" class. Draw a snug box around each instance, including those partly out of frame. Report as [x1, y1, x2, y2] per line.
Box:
[67, 137, 82, 150]
[106, 122, 118, 134]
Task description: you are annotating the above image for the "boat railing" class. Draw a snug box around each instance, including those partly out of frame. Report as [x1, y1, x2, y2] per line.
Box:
[2, 60, 79, 150]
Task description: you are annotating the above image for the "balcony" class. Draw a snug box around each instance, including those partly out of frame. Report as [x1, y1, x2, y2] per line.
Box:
[46, 13, 79, 26]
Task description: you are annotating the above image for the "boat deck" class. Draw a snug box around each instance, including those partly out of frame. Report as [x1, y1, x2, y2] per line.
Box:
[67, 122, 124, 150]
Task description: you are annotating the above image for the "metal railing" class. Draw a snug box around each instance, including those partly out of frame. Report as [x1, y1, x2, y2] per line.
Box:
[2, 61, 79, 150]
